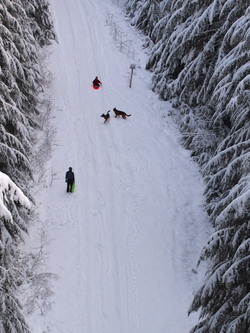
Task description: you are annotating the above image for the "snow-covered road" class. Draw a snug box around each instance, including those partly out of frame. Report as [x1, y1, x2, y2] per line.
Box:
[31, 1, 208, 332]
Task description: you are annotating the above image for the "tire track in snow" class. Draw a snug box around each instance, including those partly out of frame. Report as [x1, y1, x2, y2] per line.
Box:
[83, 0, 109, 95]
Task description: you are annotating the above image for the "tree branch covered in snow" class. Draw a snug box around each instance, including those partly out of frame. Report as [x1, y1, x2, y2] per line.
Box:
[0, 172, 31, 332]
[0, 171, 30, 232]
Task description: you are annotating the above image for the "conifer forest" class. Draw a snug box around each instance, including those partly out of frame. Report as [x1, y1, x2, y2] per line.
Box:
[125, 1, 250, 332]
[0, 0, 54, 331]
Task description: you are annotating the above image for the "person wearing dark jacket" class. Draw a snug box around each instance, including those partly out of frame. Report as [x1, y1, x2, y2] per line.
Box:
[92, 76, 102, 88]
[65, 167, 75, 192]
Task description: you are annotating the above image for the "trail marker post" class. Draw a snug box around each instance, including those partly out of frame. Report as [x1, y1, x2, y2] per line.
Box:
[129, 64, 136, 88]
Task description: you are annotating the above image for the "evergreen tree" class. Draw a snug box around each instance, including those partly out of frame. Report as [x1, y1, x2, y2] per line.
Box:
[125, 0, 162, 35]
[0, 0, 40, 186]
[0, 172, 31, 332]
[0, 0, 54, 187]
[25, 0, 56, 46]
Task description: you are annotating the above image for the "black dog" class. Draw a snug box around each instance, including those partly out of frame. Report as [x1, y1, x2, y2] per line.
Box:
[101, 110, 110, 123]
[113, 107, 131, 119]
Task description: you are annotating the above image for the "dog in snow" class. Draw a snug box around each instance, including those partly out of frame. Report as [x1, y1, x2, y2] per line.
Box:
[101, 110, 110, 123]
[113, 107, 131, 119]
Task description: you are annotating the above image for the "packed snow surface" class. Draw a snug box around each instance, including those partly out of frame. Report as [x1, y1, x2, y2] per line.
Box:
[29, 0, 209, 332]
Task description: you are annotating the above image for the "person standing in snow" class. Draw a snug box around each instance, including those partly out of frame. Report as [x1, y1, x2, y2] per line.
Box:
[65, 167, 75, 193]
[92, 76, 102, 88]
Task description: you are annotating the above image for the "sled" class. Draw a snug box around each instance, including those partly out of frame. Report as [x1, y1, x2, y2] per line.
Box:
[71, 183, 75, 192]
[92, 84, 101, 90]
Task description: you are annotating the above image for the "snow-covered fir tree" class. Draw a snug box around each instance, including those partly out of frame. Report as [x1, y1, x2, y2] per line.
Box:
[125, 0, 162, 36]
[0, 172, 31, 332]
[24, 0, 56, 46]
[0, 0, 54, 331]
[125, 0, 250, 332]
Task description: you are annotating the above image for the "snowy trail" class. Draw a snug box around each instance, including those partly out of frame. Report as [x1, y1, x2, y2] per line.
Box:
[32, 1, 208, 332]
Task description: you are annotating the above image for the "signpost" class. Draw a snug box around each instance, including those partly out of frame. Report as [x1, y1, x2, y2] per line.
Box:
[129, 64, 136, 88]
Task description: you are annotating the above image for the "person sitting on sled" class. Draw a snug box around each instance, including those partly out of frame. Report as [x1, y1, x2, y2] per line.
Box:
[92, 76, 102, 88]
[65, 167, 75, 193]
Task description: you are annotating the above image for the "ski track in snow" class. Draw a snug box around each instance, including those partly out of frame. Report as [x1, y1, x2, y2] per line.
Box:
[29, 1, 209, 332]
